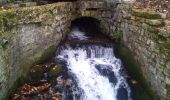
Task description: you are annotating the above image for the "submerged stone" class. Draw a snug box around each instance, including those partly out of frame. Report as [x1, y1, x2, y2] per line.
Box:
[50, 64, 62, 77]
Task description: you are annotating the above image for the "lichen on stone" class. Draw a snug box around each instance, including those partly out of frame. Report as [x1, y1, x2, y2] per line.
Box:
[145, 19, 165, 27]
[0, 9, 17, 31]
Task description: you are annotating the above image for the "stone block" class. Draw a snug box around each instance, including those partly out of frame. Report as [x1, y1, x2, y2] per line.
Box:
[164, 68, 170, 77]
[166, 62, 170, 69]
[145, 19, 164, 26]
[165, 20, 170, 26]
[165, 77, 170, 85]
[25, 2, 37, 7]
[131, 8, 162, 19]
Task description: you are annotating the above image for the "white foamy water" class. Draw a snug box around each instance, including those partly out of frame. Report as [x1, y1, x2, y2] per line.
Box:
[68, 28, 89, 40]
[57, 45, 131, 100]
[56, 29, 131, 100]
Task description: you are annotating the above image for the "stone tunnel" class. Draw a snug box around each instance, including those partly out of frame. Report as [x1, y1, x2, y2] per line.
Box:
[0, 0, 170, 100]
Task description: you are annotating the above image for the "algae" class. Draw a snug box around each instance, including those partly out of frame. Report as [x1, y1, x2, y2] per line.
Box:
[112, 31, 123, 42]
[0, 9, 17, 31]
[50, 64, 62, 77]
[34, 45, 56, 65]
[7, 75, 29, 100]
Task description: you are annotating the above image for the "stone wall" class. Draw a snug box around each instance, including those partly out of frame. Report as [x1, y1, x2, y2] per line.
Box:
[0, 2, 73, 99]
[119, 4, 170, 100]
[0, 1, 119, 99]
[1, 0, 170, 100]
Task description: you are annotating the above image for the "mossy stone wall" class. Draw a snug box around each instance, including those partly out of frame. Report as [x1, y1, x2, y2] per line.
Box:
[1, 1, 169, 100]
[0, 1, 118, 99]
[119, 4, 170, 100]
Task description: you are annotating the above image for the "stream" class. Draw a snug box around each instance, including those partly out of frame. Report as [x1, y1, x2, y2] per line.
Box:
[55, 28, 131, 100]
[12, 27, 153, 100]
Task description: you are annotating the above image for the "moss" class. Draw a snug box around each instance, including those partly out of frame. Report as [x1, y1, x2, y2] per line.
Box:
[160, 39, 170, 50]
[16, 6, 51, 23]
[81, 10, 97, 17]
[147, 26, 159, 34]
[112, 31, 122, 42]
[131, 9, 162, 19]
[0, 9, 17, 31]
[158, 34, 167, 42]
[34, 45, 56, 64]
[164, 42, 170, 50]
[7, 75, 29, 100]
[0, 9, 17, 52]
[116, 44, 156, 100]
[50, 64, 62, 77]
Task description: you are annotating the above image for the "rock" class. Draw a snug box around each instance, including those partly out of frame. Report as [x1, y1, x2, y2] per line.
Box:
[30, 65, 44, 82]
[166, 62, 170, 70]
[4, 3, 20, 9]
[121, 0, 136, 4]
[50, 64, 62, 77]
[25, 2, 37, 7]
[166, 77, 170, 85]
[159, 13, 167, 19]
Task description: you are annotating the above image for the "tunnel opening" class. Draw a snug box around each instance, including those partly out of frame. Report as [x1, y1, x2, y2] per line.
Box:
[71, 17, 103, 36]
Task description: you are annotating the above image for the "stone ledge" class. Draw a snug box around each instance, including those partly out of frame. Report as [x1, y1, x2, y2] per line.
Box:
[145, 19, 165, 27]
[131, 8, 162, 19]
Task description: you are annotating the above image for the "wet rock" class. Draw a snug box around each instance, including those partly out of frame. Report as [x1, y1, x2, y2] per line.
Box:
[30, 65, 44, 82]
[50, 64, 62, 77]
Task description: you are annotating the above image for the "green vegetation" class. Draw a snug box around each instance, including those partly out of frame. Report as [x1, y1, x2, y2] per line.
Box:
[0, 10, 17, 30]
[7, 75, 29, 100]
[112, 31, 123, 42]
[33, 45, 56, 65]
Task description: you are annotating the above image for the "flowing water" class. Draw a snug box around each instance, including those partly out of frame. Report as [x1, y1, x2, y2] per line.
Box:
[55, 28, 132, 100]
[12, 27, 154, 100]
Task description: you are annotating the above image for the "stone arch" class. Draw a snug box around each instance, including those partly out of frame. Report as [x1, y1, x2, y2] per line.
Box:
[70, 16, 110, 35]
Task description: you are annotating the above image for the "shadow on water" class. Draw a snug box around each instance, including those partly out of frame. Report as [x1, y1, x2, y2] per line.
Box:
[114, 43, 156, 100]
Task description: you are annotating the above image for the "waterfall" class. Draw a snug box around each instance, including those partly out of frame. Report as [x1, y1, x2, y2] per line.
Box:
[55, 28, 132, 100]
